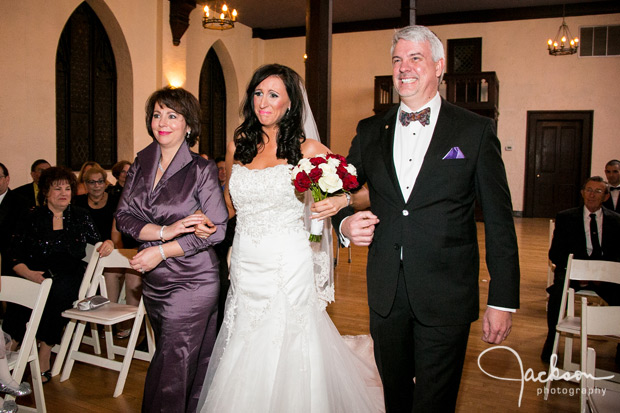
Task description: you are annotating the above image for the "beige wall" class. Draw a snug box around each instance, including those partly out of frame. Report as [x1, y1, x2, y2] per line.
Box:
[1, 0, 618, 211]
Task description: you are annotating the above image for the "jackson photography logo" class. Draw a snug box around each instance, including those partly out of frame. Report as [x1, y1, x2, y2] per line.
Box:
[477, 346, 614, 407]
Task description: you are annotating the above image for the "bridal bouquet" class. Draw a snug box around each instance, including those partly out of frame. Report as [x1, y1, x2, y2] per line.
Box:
[291, 153, 358, 242]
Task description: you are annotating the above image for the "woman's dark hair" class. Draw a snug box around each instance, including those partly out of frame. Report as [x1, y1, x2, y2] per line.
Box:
[111, 160, 131, 179]
[234, 64, 305, 165]
[38, 166, 77, 206]
[145, 86, 201, 146]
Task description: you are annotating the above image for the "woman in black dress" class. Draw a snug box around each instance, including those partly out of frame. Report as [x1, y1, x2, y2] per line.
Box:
[3, 167, 113, 382]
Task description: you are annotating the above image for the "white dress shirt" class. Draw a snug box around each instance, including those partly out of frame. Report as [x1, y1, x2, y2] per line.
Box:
[393, 93, 442, 201]
[609, 186, 619, 209]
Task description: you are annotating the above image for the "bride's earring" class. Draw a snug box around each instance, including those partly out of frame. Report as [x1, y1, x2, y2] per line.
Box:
[185, 130, 191, 140]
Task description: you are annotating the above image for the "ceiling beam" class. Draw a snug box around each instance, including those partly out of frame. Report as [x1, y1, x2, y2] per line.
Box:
[253, 1, 619, 39]
[169, 0, 196, 46]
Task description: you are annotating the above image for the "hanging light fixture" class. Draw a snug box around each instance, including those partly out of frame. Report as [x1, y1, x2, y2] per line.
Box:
[202, 2, 238, 30]
[547, 6, 579, 56]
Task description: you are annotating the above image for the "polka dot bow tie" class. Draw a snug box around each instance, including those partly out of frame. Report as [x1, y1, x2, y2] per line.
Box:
[399, 107, 431, 127]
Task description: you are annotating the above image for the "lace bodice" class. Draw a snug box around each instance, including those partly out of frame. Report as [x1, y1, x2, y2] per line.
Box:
[229, 164, 306, 240]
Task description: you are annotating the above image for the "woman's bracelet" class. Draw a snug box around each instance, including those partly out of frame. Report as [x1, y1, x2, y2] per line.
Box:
[344, 192, 351, 207]
[158, 244, 167, 261]
[159, 225, 166, 242]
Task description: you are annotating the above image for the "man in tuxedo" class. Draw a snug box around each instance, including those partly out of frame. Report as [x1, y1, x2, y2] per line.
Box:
[542, 176, 620, 362]
[11, 159, 50, 209]
[334, 25, 519, 412]
[603, 159, 620, 212]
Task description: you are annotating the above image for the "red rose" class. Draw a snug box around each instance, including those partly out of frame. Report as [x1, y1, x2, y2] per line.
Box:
[327, 153, 346, 164]
[309, 156, 327, 166]
[294, 172, 311, 192]
[342, 174, 359, 191]
[308, 166, 323, 182]
[336, 164, 348, 178]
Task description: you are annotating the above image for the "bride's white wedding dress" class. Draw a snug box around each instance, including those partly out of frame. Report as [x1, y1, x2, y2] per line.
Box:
[198, 163, 382, 412]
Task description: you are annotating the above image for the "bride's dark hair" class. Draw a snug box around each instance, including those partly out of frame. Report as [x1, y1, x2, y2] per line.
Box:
[234, 64, 306, 166]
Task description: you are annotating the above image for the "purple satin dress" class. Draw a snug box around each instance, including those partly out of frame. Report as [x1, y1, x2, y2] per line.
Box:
[115, 141, 228, 413]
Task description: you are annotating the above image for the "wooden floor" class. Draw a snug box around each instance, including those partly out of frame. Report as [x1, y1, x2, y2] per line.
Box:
[13, 218, 619, 412]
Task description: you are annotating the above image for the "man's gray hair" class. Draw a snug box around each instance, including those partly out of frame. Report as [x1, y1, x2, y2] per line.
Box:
[392, 25, 445, 62]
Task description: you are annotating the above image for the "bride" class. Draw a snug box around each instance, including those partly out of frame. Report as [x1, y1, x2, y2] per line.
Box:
[196, 64, 381, 412]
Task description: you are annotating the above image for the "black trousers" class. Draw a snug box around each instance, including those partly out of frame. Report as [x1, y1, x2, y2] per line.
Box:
[370, 265, 471, 413]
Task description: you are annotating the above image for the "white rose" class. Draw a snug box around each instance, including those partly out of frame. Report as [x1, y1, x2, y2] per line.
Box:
[298, 158, 313, 173]
[345, 164, 357, 175]
[326, 157, 341, 168]
[318, 173, 343, 193]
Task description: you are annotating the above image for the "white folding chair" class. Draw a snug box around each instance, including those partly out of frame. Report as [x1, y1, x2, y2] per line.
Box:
[51, 243, 103, 376]
[544, 255, 620, 400]
[57, 248, 154, 397]
[580, 298, 620, 412]
[0, 276, 52, 413]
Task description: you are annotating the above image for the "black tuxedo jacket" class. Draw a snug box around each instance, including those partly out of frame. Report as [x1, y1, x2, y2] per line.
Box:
[549, 206, 620, 281]
[12, 182, 37, 209]
[602, 192, 620, 213]
[336, 100, 520, 326]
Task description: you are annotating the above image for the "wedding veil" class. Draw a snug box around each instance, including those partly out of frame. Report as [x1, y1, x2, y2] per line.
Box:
[300, 83, 335, 308]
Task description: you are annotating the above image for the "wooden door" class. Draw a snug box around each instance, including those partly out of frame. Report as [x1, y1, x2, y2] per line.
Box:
[524, 111, 593, 218]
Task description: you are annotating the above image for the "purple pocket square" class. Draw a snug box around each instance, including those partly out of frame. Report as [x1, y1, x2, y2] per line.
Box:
[442, 147, 466, 160]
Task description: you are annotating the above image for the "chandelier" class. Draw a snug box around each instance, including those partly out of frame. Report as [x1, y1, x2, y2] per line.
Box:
[547, 8, 579, 56]
[202, 2, 238, 30]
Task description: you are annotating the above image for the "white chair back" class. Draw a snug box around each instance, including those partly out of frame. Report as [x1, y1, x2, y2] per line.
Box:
[0, 276, 52, 413]
[580, 298, 620, 412]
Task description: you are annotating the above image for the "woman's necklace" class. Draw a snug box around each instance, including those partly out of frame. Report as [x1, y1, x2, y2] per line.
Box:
[158, 160, 166, 173]
[88, 193, 106, 206]
[53, 215, 64, 220]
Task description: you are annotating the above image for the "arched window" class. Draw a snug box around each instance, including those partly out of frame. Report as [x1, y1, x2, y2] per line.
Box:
[199, 48, 227, 159]
[56, 2, 117, 170]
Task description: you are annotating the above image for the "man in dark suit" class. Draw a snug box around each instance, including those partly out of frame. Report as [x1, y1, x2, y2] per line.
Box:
[334, 25, 520, 412]
[542, 176, 620, 362]
[0, 162, 20, 274]
[603, 159, 620, 212]
[11, 159, 51, 210]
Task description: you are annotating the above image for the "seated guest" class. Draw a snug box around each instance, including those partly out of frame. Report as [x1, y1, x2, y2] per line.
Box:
[603, 159, 620, 212]
[2, 166, 113, 383]
[75, 165, 142, 338]
[11, 159, 51, 209]
[74, 165, 118, 240]
[214, 156, 226, 191]
[542, 176, 620, 363]
[75, 161, 101, 196]
[0, 162, 20, 274]
[106, 160, 131, 198]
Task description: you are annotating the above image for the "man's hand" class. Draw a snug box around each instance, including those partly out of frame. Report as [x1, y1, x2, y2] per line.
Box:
[341, 211, 379, 246]
[481, 307, 512, 344]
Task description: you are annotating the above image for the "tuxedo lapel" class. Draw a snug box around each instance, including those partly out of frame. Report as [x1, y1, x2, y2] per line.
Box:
[406, 100, 454, 206]
[380, 106, 405, 204]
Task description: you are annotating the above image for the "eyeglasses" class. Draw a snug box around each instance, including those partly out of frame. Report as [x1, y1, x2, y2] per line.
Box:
[86, 179, 105, 185]
[584, 188, 604, 194]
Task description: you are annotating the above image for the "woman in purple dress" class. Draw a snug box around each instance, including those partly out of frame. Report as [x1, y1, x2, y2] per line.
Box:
[115, 87, 228, 412]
